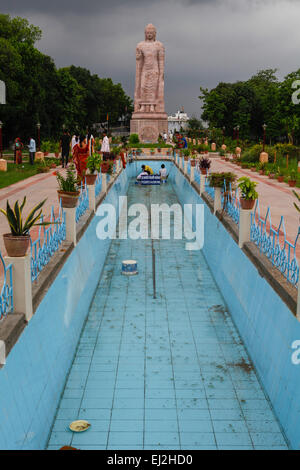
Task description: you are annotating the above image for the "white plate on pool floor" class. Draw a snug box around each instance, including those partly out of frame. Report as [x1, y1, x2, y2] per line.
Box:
[69, 420, 91, 432]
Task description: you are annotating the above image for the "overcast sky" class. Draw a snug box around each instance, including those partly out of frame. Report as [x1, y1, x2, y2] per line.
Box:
[1, 0, 300, 117]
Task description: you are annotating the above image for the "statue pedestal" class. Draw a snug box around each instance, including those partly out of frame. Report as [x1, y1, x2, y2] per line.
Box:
[131, 112, 168, 143]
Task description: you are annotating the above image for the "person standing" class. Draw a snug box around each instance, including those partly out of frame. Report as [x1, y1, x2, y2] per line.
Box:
[60, 129, 71, 168]
[14, 138, 23, 164]
[101, 131, 110, 161]
[28, 136, 36, 165]
[73, 135, 89, 180]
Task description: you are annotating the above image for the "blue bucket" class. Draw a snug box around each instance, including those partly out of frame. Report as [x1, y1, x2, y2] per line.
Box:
[122, 260, 138, 276]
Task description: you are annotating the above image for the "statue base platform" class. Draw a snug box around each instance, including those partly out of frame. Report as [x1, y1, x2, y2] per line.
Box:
[130, 112, 168, 143]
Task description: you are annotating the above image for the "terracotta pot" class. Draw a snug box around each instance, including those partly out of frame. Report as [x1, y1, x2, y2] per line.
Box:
[288, 180, 297, 187]
[3, 233, 30, 257]
[44, 152, 49, 156]
[57, 190, 80, 208]
[259, 170, 265, 175]
[55, 153, 59, 158]
[240, 198, 256, 210]
[158, 148, 161, 153]
[200, 168, 207, 175]
[184, 156, 189, 161]
[85, 174, 97, 185]
[277, 176, 284, 183]
[190, 160, 196, 167]
[251, 168, 256, 172]
[101, 162, 110, 173]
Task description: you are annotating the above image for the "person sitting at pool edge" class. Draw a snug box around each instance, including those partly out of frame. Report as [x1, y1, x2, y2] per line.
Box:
[137, 169, 149, 180]
[159, 164, 167, 180]
[142, 164, 153, 175]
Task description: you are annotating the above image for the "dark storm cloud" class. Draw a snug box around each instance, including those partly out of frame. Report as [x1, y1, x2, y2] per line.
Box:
[1, 0, 300, 117]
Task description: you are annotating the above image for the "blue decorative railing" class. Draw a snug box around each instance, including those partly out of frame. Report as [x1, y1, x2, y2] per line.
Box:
[251, 201, 300, 287]
[76, 181, 89, 223]
[194, 167, 200, 185]
[0, 252, 13, 319]
[205, 174, 215, 199]
[223, 182, 240, 225]
[30, 204, 66, 282]
[95, 172, 102, 196]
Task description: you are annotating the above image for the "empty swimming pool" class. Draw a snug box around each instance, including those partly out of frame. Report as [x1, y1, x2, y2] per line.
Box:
[47, 177, 288, 450]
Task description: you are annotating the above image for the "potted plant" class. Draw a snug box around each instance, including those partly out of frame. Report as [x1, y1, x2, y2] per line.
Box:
[276, 167, 284, 182]
[258, 162, 266, 175]
[288, 169, 297, 187]
[56, 165, 80, 208]
[183, 149, 190, 161]
[219, 149, 226, 160]
[238, 176, 258, 210]
[0, 197, 52, 257]
[199, 157, 211, 175]
[208, 172, 236, 191]
[157, 147, 161, 153]
[150, 148, 155, 155]
[190, 155, 197, 167]
[86, 153, 101, 184]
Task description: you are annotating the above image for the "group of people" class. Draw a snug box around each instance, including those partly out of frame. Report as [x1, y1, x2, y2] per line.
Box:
[13, 136, 36, 165]
[137, 164, 167, 180]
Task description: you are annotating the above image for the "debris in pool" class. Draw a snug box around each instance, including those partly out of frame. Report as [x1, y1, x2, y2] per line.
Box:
[59, 446, 79, 450]
[69, 420, 91, 432]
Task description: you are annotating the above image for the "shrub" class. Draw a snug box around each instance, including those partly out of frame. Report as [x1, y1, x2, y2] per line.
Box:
[129, 133, 140, 145]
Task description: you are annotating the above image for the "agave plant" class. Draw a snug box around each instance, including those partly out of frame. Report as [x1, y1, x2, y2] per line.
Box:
[293, 190, 300, 213]
[0, 197, 52, 236]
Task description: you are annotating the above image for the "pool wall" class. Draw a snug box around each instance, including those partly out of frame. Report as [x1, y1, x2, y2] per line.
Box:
[0, 161, 299, 449]
[172, 165, 300, 450]
[0, 171, 129, 450]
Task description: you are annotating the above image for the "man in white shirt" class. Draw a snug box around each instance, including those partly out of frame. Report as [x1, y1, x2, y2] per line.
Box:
[101, 131, 110, 161]
[28, 137, 36, 165]
[159, 164, 167, 179]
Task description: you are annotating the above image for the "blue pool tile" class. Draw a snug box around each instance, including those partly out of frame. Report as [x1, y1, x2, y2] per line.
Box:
[145, 420, 178, 433]
[179, 420, 213, 433]
[110, 420, 144, 432]
[108, 432, 143, 446]
[113, 398, 144, 409]
[180, 432, 216, 447]
[48, 431, 72, 446]
[250, 432, 287, 447]
[111, 408, 144, 421]
[145, 408, 177, 420]
[144, 432, 180, 446]
[178, 409, 210, 421]
[215, 432, 252, 446]
[81, 397, 113, 409]
[212, 420, 248, 433]
[72, 431, 108, 446]
[145, 398, 176, 409]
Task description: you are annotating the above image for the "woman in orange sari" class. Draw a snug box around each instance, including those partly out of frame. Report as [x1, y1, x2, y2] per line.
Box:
[73, 135, 89, 180]
[15, 138, 23, 164]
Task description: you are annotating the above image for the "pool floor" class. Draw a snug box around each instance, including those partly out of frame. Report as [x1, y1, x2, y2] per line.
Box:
[47, 181, 288, 450]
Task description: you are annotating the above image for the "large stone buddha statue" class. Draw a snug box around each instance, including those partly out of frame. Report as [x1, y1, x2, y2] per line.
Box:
[130, 24, 168, 143]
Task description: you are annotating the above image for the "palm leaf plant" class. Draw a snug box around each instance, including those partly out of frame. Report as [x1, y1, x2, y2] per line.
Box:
[0, 197, 52, 236]
[293, 190, 300, 213]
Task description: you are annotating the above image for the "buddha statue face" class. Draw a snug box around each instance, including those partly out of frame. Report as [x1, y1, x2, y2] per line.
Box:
[144, 24, 156, 41]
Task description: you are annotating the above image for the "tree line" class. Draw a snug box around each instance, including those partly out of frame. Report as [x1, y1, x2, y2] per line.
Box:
[0, 14, 133, 147]
[199, 69, 300, 145]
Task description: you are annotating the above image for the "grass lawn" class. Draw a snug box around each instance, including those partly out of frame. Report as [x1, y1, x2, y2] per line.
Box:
[0, 163, 39, 189]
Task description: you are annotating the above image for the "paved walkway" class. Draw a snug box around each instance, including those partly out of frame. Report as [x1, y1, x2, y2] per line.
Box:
[210, 159, 300, 247]
[47, 181, 288, 450]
